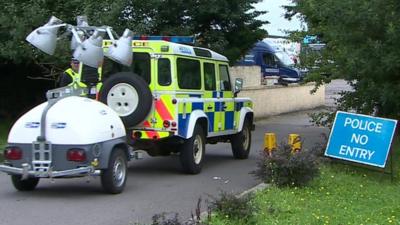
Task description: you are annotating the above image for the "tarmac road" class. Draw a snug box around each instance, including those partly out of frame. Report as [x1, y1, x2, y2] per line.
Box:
[0, 110, 328, 225]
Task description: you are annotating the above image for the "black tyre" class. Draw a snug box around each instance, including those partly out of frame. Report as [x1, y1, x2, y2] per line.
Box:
[101, 148, 128, 194]
[99, 72, 153, 127]
[11, 175, 39, 191]
[231, 119, 252, 159]
[179, 125, 205, 174]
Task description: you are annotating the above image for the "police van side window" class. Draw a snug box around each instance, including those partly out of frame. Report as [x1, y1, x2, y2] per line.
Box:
[263, 53, 277, 67]
[177, 58, 201, 90]
[204, 62, 216, 90]
[158, 58, 171, 86]
[131, 52, 151, 84]
[219, 65, 231, 91]
[102, 53, 151, 84]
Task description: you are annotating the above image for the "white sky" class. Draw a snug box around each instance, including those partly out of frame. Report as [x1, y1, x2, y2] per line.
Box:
[254, 0, 305, 36]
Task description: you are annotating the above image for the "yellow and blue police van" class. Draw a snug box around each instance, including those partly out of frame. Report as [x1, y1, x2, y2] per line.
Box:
[99, 36, 255, 174]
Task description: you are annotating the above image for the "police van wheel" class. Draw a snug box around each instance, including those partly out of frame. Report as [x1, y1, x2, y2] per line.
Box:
[99, 72, 152, 127]
[179, 125, 205, 174]
[231, 119, 251, 159]
[11, 175, 39, 191]
[101, 148, 128, 194]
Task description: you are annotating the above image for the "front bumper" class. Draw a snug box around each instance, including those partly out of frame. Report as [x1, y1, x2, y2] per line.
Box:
[280, 77, 300, 83]
[0, 164, 96, 178]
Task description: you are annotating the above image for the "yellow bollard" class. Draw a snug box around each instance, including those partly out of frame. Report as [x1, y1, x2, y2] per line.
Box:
[288, 134, 302, 153]
[264, 133, 277, 154]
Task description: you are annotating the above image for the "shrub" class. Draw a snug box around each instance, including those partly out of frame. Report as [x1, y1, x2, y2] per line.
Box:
[151, 213, 183, 225]
[253, 144, 320, 187]
[150, 198, 205, 225]
[309, 110, 336, 128]
[209, 191, 257, 222]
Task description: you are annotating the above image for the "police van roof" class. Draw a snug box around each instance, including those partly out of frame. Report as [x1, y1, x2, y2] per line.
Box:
[103, 39, 229, 62]
[131, 35, 227, 61]
[253, 41, 277, 53]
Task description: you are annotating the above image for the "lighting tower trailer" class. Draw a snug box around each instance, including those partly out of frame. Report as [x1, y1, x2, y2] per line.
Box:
[0, 87, 132, 194]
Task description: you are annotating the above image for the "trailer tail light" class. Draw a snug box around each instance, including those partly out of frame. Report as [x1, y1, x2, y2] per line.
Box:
[4, 147, 23, 160]
[67, 149, 87, 162]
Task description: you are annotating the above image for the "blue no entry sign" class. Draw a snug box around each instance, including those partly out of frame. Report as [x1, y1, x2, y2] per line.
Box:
[325, 111, 397, 168]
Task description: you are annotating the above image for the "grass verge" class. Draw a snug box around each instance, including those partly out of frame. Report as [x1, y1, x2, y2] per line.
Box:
[209, 138, 400, 225]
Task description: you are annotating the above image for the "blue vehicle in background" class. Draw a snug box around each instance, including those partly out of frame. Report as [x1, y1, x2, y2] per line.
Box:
[237, 41, 302, 84]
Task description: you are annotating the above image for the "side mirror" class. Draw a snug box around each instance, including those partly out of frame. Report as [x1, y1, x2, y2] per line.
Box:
[234, 78, 243, 95]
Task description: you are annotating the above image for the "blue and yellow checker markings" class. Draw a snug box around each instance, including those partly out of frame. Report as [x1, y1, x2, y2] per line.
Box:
[177, 99, 248, 137]
[206, 112, 215, 132]
[178, 113, 190, 137]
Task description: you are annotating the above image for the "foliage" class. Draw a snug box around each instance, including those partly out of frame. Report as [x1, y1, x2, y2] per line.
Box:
[0, 120, 11, 162]
[0, 0, 267, 65]
[250, 166, 400, 224]
[285, 0, 400, 121]
[149, 197, 206, 225]
[211, 139, 400, 224]
[253, 144, 320, 187]
[308, 110, 336, 128]
[110, 0, 267, 64]
[209, 191, 257, 223]
[0, 120, 11, 150]
[151, 213, 185, 225]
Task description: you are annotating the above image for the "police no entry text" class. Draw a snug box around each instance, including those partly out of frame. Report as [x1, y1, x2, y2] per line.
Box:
[339, 145, 375, 160]
[344, 118, 383, 133]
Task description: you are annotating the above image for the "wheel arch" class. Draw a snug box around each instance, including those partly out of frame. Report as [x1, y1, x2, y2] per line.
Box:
[113, 142, 130, 160]
[238, 107, 254, 132]
[185, 110, 208, 139]
[98, 137, 130, 169]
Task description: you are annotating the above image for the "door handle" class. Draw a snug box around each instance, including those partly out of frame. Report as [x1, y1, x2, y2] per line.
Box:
[207, 106, 213, 110]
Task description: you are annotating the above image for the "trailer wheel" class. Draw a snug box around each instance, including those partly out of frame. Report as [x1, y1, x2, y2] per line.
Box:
[231, 119, 252, 159]
[11, 175, 39, 191]
[179, 125, 205, 174]
[101, 148, 128, 194]
[99, 72, 152, 127]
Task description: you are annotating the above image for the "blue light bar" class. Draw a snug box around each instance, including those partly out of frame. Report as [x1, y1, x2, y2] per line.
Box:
[132, 36, 195, 44]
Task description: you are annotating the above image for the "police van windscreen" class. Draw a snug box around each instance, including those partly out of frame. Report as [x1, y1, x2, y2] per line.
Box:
[275, 51, 294, 67]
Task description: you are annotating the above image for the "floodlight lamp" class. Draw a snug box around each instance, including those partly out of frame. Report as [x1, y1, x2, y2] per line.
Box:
[76, 15, 89, 27]
[70, 30, 85, 50]
[106, 29, 133, 66]
[73, 30, 104, 68]
[25, 16, 64, 55]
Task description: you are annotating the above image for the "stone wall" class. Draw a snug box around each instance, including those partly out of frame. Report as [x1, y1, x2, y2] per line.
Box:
[229, 66, 262, 88]
[238, 83, 325, 118]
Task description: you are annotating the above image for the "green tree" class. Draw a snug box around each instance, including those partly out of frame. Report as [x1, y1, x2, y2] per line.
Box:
[0, 0, 267, 65]
[286, 0, 400, 121]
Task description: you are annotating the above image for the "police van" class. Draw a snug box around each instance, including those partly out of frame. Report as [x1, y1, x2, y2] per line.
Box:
[99, 37, 255, 174]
